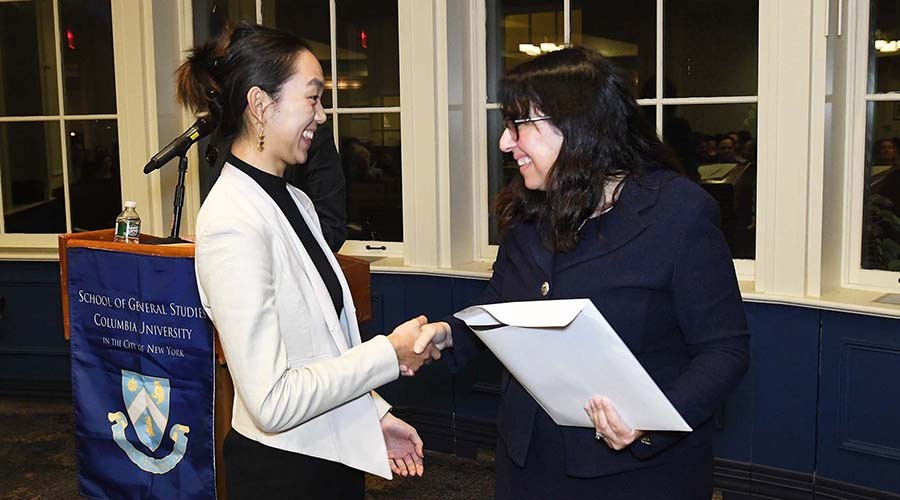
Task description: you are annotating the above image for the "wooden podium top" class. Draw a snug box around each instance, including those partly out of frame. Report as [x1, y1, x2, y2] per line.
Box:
[58, 229, 371, 340]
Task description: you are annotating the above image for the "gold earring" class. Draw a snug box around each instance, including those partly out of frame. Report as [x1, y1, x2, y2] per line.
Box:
[257, 123, 265, 152]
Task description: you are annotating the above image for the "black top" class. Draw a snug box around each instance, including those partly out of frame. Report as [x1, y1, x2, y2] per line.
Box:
[283, 125, 347, 251]
[208, 125, 347, 251]
[229, 153, 344, 318]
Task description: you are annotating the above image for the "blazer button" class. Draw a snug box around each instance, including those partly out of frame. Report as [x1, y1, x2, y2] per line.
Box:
[540, 281, 550, 296]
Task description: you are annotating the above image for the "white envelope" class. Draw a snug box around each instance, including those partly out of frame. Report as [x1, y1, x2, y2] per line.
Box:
[454, 299, 692, 432]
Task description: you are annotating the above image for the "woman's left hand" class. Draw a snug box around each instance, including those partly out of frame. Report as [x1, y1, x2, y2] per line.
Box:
[584, 396, 644, 450]
[380, 412, 424, 477]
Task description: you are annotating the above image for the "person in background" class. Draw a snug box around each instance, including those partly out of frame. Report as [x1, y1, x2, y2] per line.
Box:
[716, 136, 742, 163]
[178, 22, 437, 499]
[414, 47, 750, 499]
[871, 138, 900, 251]
[281, 125, 347, 251]
[208, 121, 347, 251]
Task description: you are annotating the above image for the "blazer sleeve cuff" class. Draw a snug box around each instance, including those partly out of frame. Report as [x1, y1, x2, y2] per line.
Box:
[371, 390, 392, 419]
[628, 431, 687, 460]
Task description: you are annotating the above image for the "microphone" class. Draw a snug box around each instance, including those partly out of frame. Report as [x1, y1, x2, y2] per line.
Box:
[143, 115, 217, 174]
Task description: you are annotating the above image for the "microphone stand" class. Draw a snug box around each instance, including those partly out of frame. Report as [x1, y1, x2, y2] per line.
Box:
[142, 153, 190, 245]
[169, 153, 189, 242]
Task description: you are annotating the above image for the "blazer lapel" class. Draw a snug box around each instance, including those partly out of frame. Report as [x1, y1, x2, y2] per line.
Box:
[512, 221, 555, 280]
[554, 172, 668, 273]
[222, 165, 352, 353]
[285, 186, 360, 350]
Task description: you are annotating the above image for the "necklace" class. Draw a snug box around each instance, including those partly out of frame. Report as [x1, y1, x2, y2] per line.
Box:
[576, 203, 614, 233]
[576, 177, 623, 233]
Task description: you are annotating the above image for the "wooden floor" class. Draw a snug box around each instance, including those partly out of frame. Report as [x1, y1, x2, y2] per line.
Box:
[0, 397, 495, 500]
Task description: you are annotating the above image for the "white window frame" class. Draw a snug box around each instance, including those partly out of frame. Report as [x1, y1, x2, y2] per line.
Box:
[473, 0, 760, 280]
[255, 0, 412, 257]
[0, 0, 194, 261]
[843, 0, 900, 291]
[0, 0, 118, 250]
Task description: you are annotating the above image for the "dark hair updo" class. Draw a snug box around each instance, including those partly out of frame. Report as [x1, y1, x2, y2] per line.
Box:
[494, 46, 679, 252]
[176, 22, 312, 140]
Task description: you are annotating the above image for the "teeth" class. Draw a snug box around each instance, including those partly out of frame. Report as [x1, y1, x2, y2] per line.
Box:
[517, 157, 532, 167]
[302, 130, 315, 140]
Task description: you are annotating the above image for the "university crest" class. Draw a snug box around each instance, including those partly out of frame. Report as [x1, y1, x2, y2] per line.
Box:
[107, 369, 191, 474]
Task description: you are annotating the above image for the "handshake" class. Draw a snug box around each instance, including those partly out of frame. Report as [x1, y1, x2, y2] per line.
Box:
[385, 316, 452, 376]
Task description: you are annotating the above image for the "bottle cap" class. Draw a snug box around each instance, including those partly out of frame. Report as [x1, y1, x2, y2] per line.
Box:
[124, 201, 137, 208]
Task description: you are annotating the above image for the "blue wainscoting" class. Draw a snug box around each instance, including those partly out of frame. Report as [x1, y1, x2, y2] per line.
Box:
[818, 311, 900, 495]
[1, 262, 899, 497]
[711, 303, 818, 468]
[747, 303, 820, 473]
[0, 261, 70, 396]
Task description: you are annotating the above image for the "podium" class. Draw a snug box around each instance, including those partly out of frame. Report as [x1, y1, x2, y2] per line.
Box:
[60, 229, 371, 499]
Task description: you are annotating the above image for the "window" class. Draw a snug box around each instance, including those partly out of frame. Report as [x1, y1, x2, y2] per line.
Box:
[192, 0, 405, 253]
[266, 0, 403, 248]
[0, 0, 121, 238]
[482, 0, 760, 268]
[852, 0, 900, 284]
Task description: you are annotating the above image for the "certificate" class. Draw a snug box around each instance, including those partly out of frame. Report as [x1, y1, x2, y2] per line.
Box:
[454, 299, 691, 431]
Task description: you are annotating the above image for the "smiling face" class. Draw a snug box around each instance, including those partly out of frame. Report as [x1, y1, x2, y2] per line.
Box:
[262, 50, 326, 167]
[498, 110, 564, 191]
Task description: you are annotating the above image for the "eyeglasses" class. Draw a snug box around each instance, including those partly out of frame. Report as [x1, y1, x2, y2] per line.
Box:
[504, 116, 552, 142]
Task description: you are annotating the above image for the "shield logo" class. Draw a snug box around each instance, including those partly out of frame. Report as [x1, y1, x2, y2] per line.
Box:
[121, 370, 170, 452]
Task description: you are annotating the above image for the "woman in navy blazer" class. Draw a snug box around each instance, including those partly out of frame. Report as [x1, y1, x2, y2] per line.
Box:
[417, 47, 750, 499]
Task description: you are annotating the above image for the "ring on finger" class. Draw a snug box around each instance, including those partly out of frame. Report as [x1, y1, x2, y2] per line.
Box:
[595, 431, 604, 440]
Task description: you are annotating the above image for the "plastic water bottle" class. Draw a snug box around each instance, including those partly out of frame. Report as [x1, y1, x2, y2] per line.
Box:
[114, 201, 141, 243]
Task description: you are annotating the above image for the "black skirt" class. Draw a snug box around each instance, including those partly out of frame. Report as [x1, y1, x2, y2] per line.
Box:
[223, 430, 365, 500]
[494, 410, 713, 500]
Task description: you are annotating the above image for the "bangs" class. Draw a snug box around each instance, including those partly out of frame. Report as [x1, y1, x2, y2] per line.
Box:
[499, 79, 541, 120]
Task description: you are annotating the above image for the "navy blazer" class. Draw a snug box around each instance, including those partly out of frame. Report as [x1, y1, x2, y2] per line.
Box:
[446, 168, 750, 478]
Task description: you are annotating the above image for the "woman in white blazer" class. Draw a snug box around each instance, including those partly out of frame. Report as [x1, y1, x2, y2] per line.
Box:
[177, 23, 435, 499]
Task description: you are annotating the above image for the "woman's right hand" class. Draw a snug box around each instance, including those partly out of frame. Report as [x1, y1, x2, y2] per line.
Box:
[387, 316, 436, 375]
[413, 321, 452, 355]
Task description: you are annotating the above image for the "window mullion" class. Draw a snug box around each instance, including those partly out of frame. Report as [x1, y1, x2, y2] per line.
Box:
[656, 0, 664, 136]
[0, 145, 5, 233]
[863, 93, 900, 101]
[329, 0, 339, 150]
[52, 0, 72, 233]
[333, 107, 401, 114]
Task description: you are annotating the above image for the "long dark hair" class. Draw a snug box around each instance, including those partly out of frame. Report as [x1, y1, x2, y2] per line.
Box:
[495, 46, 679, 252]
[175, 22, 312, 140]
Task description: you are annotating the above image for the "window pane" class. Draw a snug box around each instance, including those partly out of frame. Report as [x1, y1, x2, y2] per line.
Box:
[663, 0, 758, 97]
[869, 0, 900, 93]
[862, 101, 900, 271]
[335, 0, 399, 108]
[67, 120, 121, 232]
[191, 0, 257, 47]
[59, 0, 116, 114]
[0, 0, 59, 116]
[0, 122, 66, 234]
[572, 0, 655, 96]
[263, 0, 334, 109]
[670, 103, 758, 259]
[338, 113, 402, 242]
[485, 0, 564, 103]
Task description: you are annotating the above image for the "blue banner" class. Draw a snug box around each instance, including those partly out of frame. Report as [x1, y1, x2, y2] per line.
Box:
[68, 247, 216, 499]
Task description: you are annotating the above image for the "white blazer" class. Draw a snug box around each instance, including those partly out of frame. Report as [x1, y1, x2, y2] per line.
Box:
[194, 163, 399, 479]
